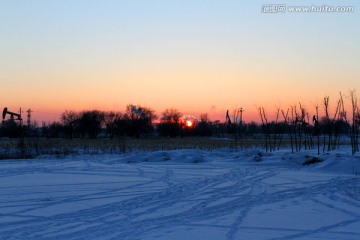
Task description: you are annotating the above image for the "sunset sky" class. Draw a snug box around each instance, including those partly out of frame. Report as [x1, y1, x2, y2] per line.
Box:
[1, 0, 359, 123]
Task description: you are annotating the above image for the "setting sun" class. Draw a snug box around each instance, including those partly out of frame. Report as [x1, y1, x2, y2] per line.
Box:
[185, 120, 193, 128]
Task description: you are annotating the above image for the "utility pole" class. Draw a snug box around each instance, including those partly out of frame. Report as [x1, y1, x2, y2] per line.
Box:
[27, 109, 32, 128]
[19, 108, 23, 126]
[239, 107, 244, 149]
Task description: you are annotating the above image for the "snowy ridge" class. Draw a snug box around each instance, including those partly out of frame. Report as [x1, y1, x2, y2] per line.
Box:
[0, 149, 360, 239]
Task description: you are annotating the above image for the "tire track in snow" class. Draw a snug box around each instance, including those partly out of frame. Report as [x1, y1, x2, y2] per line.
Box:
[1, 159, 359, 240]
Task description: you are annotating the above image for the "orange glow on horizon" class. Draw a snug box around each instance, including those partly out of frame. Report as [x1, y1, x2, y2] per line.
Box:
[1, 1, 359, 126]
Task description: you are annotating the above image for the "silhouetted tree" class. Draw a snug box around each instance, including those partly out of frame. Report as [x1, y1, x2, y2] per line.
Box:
[211, 120, 227, 137]
[350, 90, 359, 154]
[114, 117, 127, 137]
[259, 107, 272, 152]
[78, 110, 105, 139]
[313, 104, 320, 155]
[124, 105, 156, 138]
[104, 111, 122, 139]
[61, 110, 79, 139]
[158, 108, 182, 137]
[194, 113, 212, 136]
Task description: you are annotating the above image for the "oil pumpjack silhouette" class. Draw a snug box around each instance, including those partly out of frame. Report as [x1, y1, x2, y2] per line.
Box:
[2, 107, 23, 126]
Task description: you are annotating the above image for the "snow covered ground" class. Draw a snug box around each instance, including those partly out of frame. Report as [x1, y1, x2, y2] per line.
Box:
[1, 148, 360, 240]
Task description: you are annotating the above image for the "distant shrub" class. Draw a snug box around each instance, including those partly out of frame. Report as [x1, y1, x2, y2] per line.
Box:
[302, 156, 323, 166]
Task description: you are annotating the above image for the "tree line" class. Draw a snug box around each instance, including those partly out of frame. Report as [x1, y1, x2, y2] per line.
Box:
[1, 105, 218, 139]
[0, 104, 269, 139]
[1, 91, 359, 155]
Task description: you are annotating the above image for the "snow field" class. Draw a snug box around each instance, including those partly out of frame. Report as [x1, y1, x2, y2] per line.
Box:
[0, 149, 360, 239]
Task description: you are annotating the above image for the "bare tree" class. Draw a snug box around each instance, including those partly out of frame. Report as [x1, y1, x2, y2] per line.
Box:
[200, 113, 210, 123]
[230, 108, 244, 151]
[272, 107, 280, 151]
[61, 110, 79, 139]
[323, 96, 331, 152]
[195, 113, 213, 137]
[280, 108, 289, 151]
[158, 108, 182, 137]
[350, 90, 359, 154]
[78, 110, 105, 139]
[124, 105, 157, 138]
[259, 107, 272, 152]
[313, 103, 320, 155]
[334, 92, 348, 149]
[104, 111, 122, 139]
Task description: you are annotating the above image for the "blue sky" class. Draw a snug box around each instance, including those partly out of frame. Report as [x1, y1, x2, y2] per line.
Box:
[1, 0, 359, 122]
